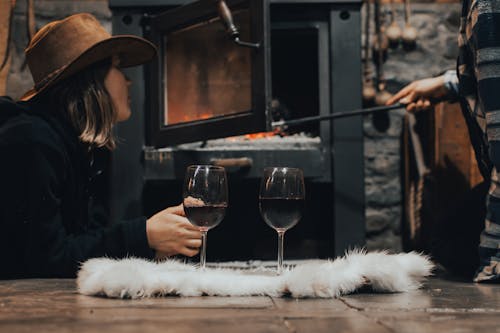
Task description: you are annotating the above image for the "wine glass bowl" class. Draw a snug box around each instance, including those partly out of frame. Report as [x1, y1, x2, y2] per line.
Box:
[259, 167, 305, 274]
[183, 195, 226, 231]
[183, 165, 228, 269]
[259, 197, 304, 232]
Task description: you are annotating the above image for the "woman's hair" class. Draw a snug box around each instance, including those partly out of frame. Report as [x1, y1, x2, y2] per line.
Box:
[39, 58, 117, 150]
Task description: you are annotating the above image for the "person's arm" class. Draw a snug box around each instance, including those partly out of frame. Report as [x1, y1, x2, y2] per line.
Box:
[473, 1, 500, 282]
[386, 71, 458, 112]
[0, 139, 154, 278]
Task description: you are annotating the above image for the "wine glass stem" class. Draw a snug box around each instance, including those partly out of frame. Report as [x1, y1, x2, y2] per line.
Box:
[277, 230, 285, 275]
[200, 230, 208, 270]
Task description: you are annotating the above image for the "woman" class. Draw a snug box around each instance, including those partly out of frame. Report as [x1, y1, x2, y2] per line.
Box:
[387, 0, 499, 282]
[0, 13, 201, 279]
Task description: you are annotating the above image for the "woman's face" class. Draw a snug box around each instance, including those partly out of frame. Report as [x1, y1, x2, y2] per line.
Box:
[105, 57, 132, 122]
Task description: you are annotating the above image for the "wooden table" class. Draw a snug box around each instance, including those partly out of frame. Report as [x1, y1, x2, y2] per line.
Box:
[0, 278, 498, 332]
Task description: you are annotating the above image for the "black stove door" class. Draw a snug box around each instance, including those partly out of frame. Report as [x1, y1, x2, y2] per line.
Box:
[146, 0, 270, 147]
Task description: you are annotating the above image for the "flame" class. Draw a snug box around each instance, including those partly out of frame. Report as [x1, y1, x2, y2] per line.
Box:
[244, 132, 275, 139]
[244, 128, 283, 140]
[224, 128, 283, 141]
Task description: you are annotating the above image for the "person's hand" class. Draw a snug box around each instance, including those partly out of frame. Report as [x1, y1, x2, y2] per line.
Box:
[386, 75, 448, 112]
[146, 203, 201, 258]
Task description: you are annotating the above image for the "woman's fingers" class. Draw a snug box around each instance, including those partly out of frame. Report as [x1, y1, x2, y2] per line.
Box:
[401, 90, 420, 105]
[386, 83, 414, 105]
[182, 221, 201, 232]
[415, 98, 425, 111]
[422, 99, 431, 109]
[406, 99, 431, 113]
[407, 102, 418, 113]
[184, 238, 202, 248]
[180, 247, 199, 257]
[412, 98, 432, 112]
[387, 76, 448, 106]
[182, 228, 202, 240]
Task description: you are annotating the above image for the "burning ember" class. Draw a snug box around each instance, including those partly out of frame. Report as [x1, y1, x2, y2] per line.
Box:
[244, 129, 282, 140]
[223, 128, 284, 141]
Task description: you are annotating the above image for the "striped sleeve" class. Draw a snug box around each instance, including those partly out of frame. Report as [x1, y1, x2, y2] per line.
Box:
[474, 0, 500, 283]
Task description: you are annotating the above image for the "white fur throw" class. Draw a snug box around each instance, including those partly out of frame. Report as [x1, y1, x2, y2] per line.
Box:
[77, 250, 433, 299]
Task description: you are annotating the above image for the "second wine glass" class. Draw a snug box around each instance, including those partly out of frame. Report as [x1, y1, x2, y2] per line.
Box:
[183, 165, 228, 270]
[259, 167, 305, 275]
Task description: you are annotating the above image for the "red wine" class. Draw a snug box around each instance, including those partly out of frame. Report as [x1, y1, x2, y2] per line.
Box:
[184, 205, 227, 231]
[259, 197, 304, 231]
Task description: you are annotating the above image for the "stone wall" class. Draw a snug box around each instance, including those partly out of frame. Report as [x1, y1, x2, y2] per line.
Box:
[6, 0, 110, 99]
[363, 3, 461, 251]
[4, 1, 461, 253]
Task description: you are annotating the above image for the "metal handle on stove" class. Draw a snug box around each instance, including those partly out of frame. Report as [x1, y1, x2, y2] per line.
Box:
[210, 157, 253, 169]
[217, 0, 260, 49]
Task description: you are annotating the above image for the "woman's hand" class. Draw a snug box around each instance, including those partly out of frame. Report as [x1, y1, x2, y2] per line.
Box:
[386, 75, 448, 112]
[146, 204, 201, 258]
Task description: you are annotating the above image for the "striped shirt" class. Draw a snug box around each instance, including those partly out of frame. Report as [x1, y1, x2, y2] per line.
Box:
[445, 0, 500, 282]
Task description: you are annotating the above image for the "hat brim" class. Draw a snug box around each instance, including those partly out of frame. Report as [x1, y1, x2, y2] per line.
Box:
[20, 35, 157, 101]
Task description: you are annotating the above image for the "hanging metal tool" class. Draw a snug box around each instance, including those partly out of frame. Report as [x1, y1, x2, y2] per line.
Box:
[386, 0, 402, 49]
[402, 0, 417, 50]
[372, 0, 388, 65]
[217, 0, 260, 49]
[374, 0, 392, 106]
[271, 103, 404, 128]
[362, 0, 376, 106]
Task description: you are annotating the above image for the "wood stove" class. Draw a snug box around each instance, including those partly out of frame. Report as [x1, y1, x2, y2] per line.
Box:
[109, 0, 364, 261]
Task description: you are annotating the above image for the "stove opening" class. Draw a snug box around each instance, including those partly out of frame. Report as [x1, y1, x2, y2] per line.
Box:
[271, 26, 320, 137]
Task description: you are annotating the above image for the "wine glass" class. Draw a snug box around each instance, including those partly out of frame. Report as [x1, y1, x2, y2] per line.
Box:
[183, 165, 228, 270]
[259, 167, 305, 275]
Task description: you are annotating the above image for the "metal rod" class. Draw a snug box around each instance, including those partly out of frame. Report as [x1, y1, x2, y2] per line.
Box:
[271, 103, 404, 128]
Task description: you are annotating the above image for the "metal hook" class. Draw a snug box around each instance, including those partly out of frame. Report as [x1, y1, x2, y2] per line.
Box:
[217, 0, 260, 49]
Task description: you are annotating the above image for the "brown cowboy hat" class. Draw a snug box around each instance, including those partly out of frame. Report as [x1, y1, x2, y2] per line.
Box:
[20, 13, 157, 101]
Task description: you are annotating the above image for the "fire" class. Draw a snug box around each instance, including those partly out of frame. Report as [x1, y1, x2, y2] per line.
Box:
[168, 107, 285, 140]
[224, 128, 283, 141]
[244, 128, 283, 140]
[170, 112, 213, 123]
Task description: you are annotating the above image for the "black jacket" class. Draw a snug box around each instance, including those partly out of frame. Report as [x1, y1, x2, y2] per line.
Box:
[0, 97, 154, 279]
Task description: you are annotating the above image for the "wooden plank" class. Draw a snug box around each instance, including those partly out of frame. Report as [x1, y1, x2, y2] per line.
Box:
[0, 279, 75, 295]
[0, 279, 498, 333]
[0, 318, 290, 333]
[75, 296, 275, 309]
[286, 317, 392, 333]
[340, 278, 500, 312]
[272, 297, 350, 317]
[363, 313, 500, 333]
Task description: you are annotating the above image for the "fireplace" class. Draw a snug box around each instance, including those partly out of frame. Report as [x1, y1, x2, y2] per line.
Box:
[109, 0, 364, 261]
